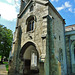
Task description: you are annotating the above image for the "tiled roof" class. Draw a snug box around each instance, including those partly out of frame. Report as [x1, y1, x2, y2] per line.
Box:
[65, 24, 75, 32]
[65, 24, 75, 28]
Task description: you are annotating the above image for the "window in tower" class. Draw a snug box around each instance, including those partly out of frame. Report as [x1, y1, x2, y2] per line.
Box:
[27, 17, 34, 32]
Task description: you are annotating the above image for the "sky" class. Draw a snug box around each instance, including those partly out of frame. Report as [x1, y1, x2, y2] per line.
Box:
[0, 0, 75, 32]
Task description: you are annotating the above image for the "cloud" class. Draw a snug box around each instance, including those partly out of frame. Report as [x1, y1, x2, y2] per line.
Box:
[6, 0, 19, 4]
[56, 5, 65, 11]
[65, 2, 72, 7]
[56, 1, 75, 13]
[56, 1, 72, 11]
[0, 2, 18, 21]
[68, 8, 72, 12]
[6, 0, 13, 3]
[6, 0, 20, 7]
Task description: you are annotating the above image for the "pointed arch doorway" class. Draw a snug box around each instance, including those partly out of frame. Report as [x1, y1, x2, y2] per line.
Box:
[20, 42, 39, 75]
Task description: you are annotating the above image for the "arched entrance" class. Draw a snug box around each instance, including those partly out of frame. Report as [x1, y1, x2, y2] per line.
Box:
[20, 42, 39, 75]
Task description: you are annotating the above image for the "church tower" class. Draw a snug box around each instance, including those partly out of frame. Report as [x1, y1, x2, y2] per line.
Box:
[8, 0, 67, 75]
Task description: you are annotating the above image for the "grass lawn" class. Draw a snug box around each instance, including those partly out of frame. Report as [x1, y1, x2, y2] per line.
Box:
[0, 56, 1, 61]
[3, 62, 9, 71]
[0, 56, 9, 71]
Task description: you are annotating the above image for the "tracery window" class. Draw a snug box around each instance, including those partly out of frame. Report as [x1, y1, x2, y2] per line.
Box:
[27, 17, 34, 32]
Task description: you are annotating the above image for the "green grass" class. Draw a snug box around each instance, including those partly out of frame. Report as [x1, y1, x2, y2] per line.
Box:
[6, 64, 9, 71]
[3, 62, 9, 71]
[0, 56, 1, 61]
[3, 62, 8, 64]
[0, 56, 9, 71]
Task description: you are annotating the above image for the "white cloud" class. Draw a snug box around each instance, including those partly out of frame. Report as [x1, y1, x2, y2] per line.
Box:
[65, 2, 72, 8]
[56, 5, 65, 11]
[56, 1, 72, 11]
[0, 2, 18, 21]
[6, 0, 20, 7]
[6, 0, 13, 3]
[6, 0, 19, 4]
[68, 8, 72, 12]
[56, 1, 75, 13]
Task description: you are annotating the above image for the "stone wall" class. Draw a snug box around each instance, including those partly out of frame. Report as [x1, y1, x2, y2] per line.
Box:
[48, 5, 67, 75]
[65, 34, 75, 74]
[16, 1, 48, 75]
[18, 2, 48, 59]
[9, 1, 67, 75]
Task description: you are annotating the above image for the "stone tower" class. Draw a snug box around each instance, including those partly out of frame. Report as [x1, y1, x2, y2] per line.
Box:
[8, 0, 67, 75]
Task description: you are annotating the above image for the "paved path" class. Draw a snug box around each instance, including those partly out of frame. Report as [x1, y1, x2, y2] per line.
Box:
[0, 65, 8, 75]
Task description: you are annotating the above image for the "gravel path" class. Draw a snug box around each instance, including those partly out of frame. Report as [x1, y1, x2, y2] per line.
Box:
[0, 65, 8, 75]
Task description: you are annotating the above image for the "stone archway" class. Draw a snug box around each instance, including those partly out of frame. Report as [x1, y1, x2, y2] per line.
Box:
[20, 42, 39, 75]
[71, 41, 75, 73]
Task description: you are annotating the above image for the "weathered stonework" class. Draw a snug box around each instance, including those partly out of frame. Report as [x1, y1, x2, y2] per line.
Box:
[8, 0, 67, 75]
[65, 25, 75, 75]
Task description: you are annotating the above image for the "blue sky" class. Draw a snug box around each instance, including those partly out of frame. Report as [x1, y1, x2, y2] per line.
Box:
[50, 0, 75, 26]
[0, 0, 75, 32]
[0, 0, 20, 32]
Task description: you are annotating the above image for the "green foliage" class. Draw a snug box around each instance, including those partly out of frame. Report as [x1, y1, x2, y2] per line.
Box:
[0, 56, 1, 61]
[0, 24, 13, 59]
[3, 62, 9, 71]
[6, 64, 9, 71]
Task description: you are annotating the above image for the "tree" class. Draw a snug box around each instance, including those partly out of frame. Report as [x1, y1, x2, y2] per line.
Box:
[0, 24, 13, 63]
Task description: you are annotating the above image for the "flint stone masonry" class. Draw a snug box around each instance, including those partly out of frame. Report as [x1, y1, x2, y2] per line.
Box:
[8, 0, 67, 75]
[65, 24, 75, 75]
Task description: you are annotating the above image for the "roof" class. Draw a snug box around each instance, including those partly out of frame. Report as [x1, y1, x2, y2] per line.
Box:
[65, 24, 75, 32]
[65, 24, 75, 28]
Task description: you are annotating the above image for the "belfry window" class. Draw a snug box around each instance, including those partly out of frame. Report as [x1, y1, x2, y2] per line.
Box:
[27, 17, 34, 32]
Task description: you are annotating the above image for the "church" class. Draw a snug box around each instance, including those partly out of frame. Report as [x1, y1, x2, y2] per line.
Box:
[65, 24, 75, 75]
[8, 0, 67, 75]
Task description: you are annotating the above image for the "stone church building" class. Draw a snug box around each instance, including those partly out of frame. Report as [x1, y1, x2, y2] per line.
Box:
[65, 24, 75, 75]
[8, 0, 67, 75]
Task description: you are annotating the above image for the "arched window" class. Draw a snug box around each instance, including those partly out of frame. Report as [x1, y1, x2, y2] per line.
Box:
[27, 17, 34, 32]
